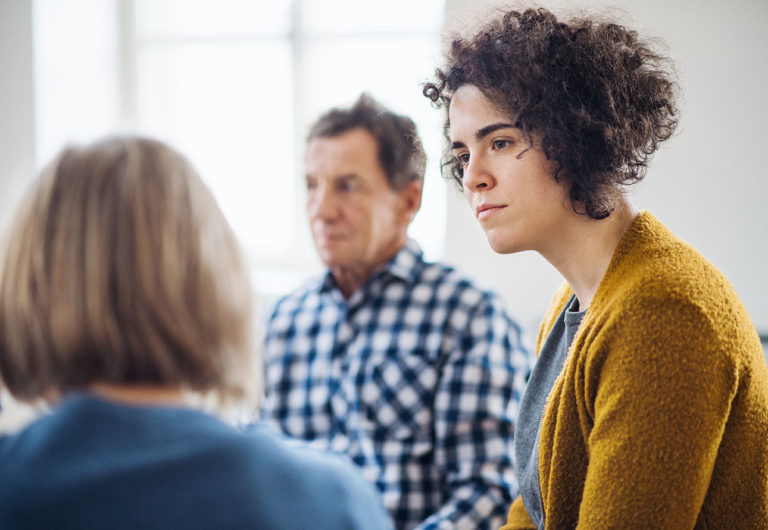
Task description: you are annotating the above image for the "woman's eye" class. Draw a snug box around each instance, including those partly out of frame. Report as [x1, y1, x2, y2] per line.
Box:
[492, 139, 510, 150]
[455, 153, 470, 166]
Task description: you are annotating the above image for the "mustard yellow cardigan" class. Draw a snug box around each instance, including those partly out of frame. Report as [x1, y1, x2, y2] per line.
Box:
[503, 211, 768, 529]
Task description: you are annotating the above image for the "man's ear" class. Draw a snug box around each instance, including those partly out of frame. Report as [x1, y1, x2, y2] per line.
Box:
[398, 181, 423, 223]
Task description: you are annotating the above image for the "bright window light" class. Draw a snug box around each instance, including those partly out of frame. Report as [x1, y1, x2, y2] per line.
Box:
[33, 0, 447, 298]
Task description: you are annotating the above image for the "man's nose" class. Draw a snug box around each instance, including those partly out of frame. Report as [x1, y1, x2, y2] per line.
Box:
[308, 185, 338, 220]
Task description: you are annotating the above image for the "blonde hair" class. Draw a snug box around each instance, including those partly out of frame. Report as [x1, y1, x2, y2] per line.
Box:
[0, 136, 259, 408]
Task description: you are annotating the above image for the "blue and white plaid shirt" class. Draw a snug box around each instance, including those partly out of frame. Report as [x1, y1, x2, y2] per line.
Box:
[262, 240, 530, 530]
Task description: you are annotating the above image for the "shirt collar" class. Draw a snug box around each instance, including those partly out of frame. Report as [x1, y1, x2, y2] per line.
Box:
[319, 239, 424, 294]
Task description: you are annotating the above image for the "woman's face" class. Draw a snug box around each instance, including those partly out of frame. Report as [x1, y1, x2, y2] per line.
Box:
[448, 84, 574, 256]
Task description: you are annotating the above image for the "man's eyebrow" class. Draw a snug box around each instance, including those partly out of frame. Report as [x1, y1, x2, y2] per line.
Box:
[305, 173, 359, 181]
[451, 122, 517, 150]
[336, 173, 359, 183]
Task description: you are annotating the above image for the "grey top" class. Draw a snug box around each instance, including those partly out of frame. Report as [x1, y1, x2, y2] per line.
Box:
[515, 295, 585, 529]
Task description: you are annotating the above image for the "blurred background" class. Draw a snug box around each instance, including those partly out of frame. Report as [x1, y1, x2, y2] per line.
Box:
[1, 0, 767, 353]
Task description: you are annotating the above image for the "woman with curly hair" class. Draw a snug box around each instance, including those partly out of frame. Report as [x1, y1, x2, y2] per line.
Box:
[424, 7, 768, 529]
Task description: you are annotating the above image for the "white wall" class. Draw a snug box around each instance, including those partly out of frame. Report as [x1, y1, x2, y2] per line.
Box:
[0, 0, 36, 232]
[0, 1, 38, 432]
[441, 0, 768, 336]
[1, 0, 766, 339]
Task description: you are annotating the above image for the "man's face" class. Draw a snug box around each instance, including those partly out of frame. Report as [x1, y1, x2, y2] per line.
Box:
[305, 127, 419, 279]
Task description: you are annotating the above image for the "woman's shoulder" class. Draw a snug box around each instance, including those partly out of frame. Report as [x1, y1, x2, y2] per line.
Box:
[233, 424, 393, 528]
[585, 212, 761, 361]
[600, 212, 742, 311]
[238, 424, 367, 486]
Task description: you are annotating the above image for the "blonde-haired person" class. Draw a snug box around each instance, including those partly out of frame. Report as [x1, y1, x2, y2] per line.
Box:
[0, 136, 392, 530]
[424, 6, 768, 530]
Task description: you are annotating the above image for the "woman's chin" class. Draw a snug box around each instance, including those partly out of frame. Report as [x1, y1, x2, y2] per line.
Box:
[485, 233, 523, 255]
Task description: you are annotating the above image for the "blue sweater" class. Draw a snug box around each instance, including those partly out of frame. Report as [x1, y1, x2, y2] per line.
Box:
[0, 393, 393, 529]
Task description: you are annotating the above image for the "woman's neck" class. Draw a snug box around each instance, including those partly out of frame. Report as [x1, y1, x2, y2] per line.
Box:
[86, 382, 188, 407]
[541, 199, 638, 311]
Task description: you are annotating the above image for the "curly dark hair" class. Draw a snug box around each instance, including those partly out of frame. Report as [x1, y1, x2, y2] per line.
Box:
[423, 7, 679, 219]
[308, 93, 426, 191]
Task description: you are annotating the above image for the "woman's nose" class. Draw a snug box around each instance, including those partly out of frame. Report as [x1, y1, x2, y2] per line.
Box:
[462, 157, 494, 192]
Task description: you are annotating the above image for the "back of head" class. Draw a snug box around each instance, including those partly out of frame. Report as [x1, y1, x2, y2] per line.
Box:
[308, 93, 427, 190]
[0, 136, 257, 405]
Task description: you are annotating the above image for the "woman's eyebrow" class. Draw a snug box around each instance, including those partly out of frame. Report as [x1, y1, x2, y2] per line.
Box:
[476, 122, 516, 140]
[451, 122, 517, 150]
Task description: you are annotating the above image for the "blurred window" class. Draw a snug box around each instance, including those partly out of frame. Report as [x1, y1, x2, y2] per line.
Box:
[34, 0, 446, 295]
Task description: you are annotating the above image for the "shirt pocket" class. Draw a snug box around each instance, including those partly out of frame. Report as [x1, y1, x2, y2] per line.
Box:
[358, 347, 437, 445]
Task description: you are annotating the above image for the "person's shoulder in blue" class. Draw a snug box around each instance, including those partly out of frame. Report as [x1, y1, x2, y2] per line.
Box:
[236, 418, 392, 529]
[0, 135, 391, 530]
[0, 393, 391, 529]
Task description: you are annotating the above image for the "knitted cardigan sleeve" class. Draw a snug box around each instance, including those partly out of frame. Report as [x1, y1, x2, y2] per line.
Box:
[505, 282, 740, 528]
[508, 212, 768, 528]
[537, 212, 766, 528]
[501, 496, 536, 530]
[571, 293, 738, 528]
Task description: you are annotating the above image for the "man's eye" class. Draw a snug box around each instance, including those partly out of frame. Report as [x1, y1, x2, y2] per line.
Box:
[492, 139, 510, 150]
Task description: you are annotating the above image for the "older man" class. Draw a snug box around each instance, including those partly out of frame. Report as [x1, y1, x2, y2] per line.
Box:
[262, 94, 530, 530]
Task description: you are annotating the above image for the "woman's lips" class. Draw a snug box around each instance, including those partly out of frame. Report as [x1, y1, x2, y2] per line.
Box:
[475, 203, 506, 221]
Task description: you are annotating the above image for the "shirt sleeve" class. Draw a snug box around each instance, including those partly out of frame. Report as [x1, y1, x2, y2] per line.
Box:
[416, 292, 531, 530]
